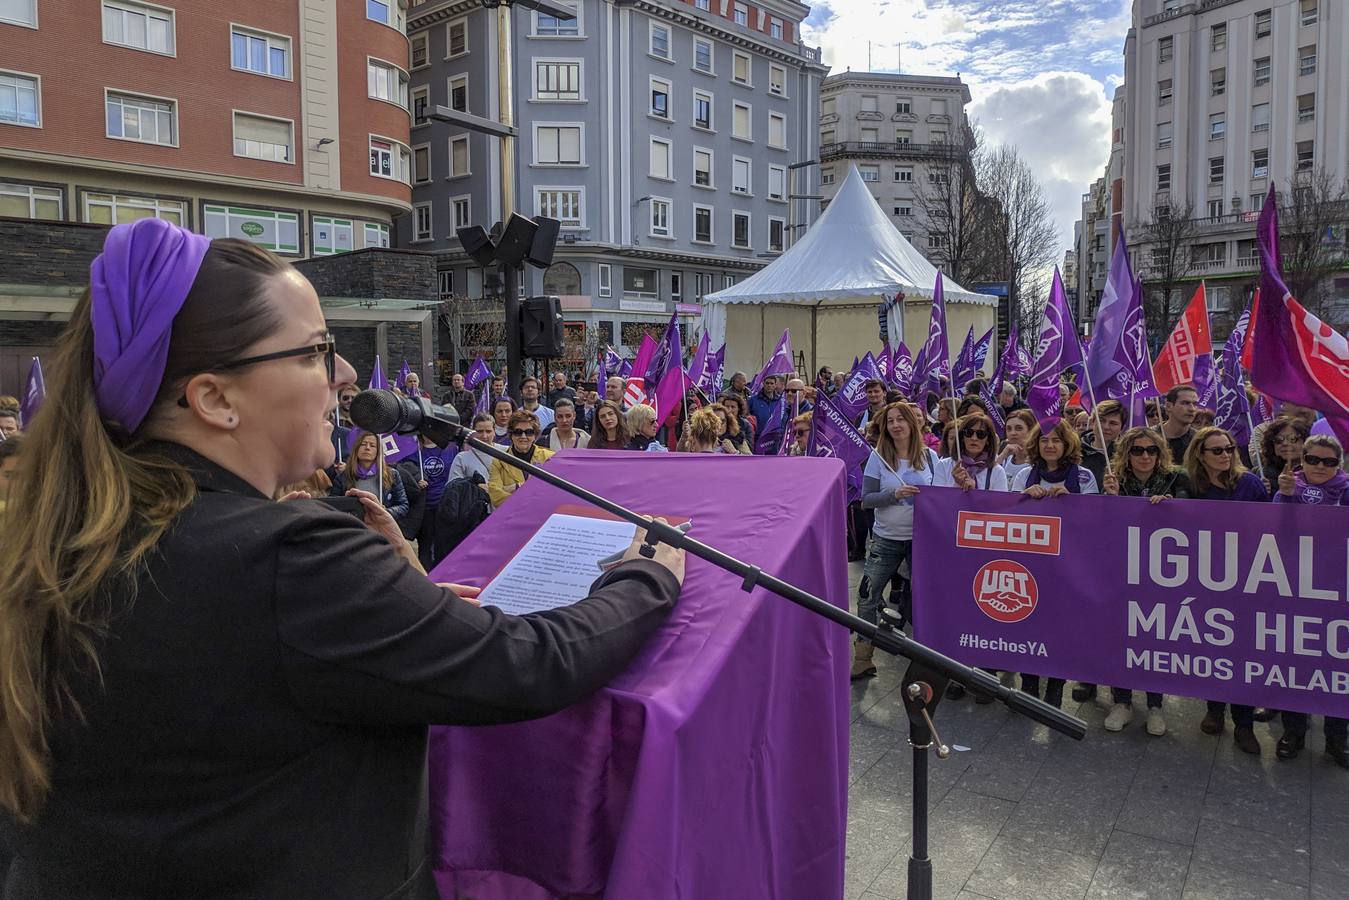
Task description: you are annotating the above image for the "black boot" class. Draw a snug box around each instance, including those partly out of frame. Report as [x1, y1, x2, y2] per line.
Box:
[1044, 681, 1064, 709]
[1071, 683, 1097, 702]
[1328, 737, 1349, 770]
[1276, 731, 1305, 761]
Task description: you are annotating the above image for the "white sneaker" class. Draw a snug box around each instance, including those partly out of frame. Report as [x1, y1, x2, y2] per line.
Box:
[1146, 708, 1167, 736]
[1104, 703, 1133, 732]
[1095, 693, 1115, 712]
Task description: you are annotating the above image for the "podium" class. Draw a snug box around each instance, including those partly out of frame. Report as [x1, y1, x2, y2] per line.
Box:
[426, 451, 851, 899]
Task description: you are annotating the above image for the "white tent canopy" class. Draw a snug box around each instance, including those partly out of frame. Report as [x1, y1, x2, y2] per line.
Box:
[703, 164, 997, 377]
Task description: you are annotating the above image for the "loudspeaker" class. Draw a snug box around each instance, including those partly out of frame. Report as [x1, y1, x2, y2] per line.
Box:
[495, 213, 538, 266]
[520, 296, 564, 358]
[526, 216, 561, 268]
[456, 225, 497, 267]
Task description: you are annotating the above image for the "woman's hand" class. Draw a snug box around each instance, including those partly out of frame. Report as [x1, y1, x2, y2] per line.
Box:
[1022, 484, 1066, 499]
[952, 463, 975, 491]
[1278, 460, 1296, 496]
[278, 490, 311, 502]
[438, 583, 482, 605]
[996, 444, 1015, 464]
[620, 517, 686, 585]
[894, 485, 922, 501]
[1149, 494, 1170, 505]
[418, 479, 429, 490]
[1102, 472, 1119, 495]
[1045, 485, 1069, 498]
[348, 488, 404, 546]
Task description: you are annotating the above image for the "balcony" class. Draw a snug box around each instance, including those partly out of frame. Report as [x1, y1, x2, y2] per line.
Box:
[819, 140, 963, 162]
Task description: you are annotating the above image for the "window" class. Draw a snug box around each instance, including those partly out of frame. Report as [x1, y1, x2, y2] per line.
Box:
[732, 51, 751, 86]
[649, 22, 670, 59]
[820, 128, 834, 146]
[693, 38, 713, 74]
[312, 217, 354, 256]
[447, 18, 468, 55]
[448, 74, 468, 112]
[732, 156, 750, 194]
[598, 263, 611, 298]
[733, 2, 748, 25]
[769, 17, 782, 39]
[768, 217, 784, 252]
[861, 94, 878, 112]
[1255, 9, 1271, 38]
[928, 167, 948, 184]
[411, 86, 429, 126]
[233, 112, 293, 162]
[414, 203, 433, 241]
[1211, 23, 1226, 51]
[649, 137, 671, 179]
[931, 130, 947, 143]
[231, 26, 290, 78]
[410, 32, 428, 68]
[693, 90, 712, 129]
[1209, 156, 1224, 184]
[369, 136, 411, 182]
[535, 188, 583, 227]
[732, 101, 751, 139]
[369, 59, 408, 106]
[1299, 45, 1317, 76]
[768, 164, 785, 201]
[0, 71, 39, 126]
[693, 272, 712, 300]
[927, 233, 948, 250]
[0, 182, 62, 219]
[1296, 140, 1314, 171]
[894, 204, 911, 217]
[931, 98, 947, 116]
[670, 272, 682, 301]
[1, 0, 35, 27]
[366, 0, 403, 31]
[1209, 112, 1225, 140]
[1301, 0, 1317, 26]
[860, 127, 878, 142]
[85, 192, 185, 226]
[1158, 36, 1172, 63]
[649, 198, 671, 237]
[1156, 121, 1172, 149]
[821, 97, 835, 117]
[1254, 57, 1271, 86]
[413, 144, 430, 182]
[1211, 68, 1225, 96]
[1193, 241, 1225, 263]
[535, 61, 581, 100]
[693, 148, 713, 186]
[1251, 102, 1270, 132]
[1158, 79, 1172, 105]
[650, 77, 670, 119]
[452, 195, 472, 229]
[1157, 164, 1171, 192]
[203, 204, 299, 254]
[536, 125, 581, 165]
[820, 166, 834, 185]
[364, 222, 390, 249]
[1207, 198, 1224, 218]
[768, 111, 785, 148]
[450, 135, 470, 176]
[896, 98, 911, 114]
[1297, 93, 1315, 121]
[534, 0, 578, 37]
[106, 92, 176, 145]
[860, 164, 879, 182]
[695, 0, 710, 9]
[438, 269, 454, 299]
[1251, 148, 1269, 178]
[102, 2, 173, 54]
[769, 64, 785, 96]
[896, 166, 913, 183]
[624, 268, 658, 298]
[732, 212, 750, 248]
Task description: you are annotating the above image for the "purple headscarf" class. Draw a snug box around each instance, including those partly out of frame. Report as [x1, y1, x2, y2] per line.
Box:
[91, 218, 211, 433]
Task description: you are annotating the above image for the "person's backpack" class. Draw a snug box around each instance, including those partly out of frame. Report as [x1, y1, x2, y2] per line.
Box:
[433, 476, 492, 565]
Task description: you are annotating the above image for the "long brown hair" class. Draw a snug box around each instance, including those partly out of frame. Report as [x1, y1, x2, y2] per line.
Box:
[1110, 426, 1174, 479]
[343, 430, 396, 489]
[0, 239, 287, 822]
[1185, 425, 1248, 493]
[589, 400, 629, 449]
[1026, 419, 1083, 468]
[874, 401, 927, 472]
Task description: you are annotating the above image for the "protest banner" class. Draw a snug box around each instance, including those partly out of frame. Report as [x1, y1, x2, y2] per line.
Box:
[913, 487, 1349, 717]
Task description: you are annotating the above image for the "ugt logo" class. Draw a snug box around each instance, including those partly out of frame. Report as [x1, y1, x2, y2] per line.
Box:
[973, 560, 1038, 623]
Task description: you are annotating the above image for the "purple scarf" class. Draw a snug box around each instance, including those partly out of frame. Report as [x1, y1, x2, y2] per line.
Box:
[959, 454, 996, 489]
[355, 462, 379, 479]
[1283, 469, 1349, 505]
[91, 218, 211, 433]
[1026, 463, 1082, 493]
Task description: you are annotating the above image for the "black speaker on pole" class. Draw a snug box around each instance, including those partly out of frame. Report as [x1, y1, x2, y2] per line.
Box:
[520, 295, 564, 358]
[526, 216, 561, 268]
[456, 225, 497, 267]
[496, 213, 539, 266]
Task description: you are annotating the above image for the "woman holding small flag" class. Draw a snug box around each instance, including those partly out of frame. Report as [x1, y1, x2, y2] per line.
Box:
[933, 412, 1007, 493]
[331, 431, 410, 523]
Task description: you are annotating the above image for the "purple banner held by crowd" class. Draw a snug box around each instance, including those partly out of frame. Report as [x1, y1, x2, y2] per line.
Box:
[913, 488, 1349, 718]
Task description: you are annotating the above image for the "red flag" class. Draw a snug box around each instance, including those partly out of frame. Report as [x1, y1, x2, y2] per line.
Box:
[1239, 289, 1258, 373]
[1067, 388, 1082, 407]
[624, 334, 659, 409]
[1153, 284, 1213, 394]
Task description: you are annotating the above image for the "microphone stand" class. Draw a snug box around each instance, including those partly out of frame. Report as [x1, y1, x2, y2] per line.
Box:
[410, 412, 1088, 900]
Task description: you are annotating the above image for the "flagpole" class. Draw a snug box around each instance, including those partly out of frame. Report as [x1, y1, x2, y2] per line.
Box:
[1077, 330, 1111, 458]
[334, 408, 343, 465]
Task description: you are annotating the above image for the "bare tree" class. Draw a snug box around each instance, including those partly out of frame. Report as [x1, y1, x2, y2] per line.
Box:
[1135, 198, 1199, 350]
[1274, 167, 1349, 321]
[974, 145, 1060, 340]
[913, 127, 982, 285]
[442, 293, 509, 373]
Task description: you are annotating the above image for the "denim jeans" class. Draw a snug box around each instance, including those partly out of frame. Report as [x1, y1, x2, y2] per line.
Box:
[861, 536, 912, 628]
[1112, 688, 1164, 708]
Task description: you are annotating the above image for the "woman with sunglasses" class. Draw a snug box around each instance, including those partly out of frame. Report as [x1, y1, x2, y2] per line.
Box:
[788, 412, 813, 456]
[713, 402, 754, 455]
[1258, 415, 1310, 494]
[625, 404, 668, 452]
[933, 412, 1008, 493]
[1099, 427, 1190, 735]
[0, 221, 686, 899]
[588, 400, 630, 450]
[487, 411, 555, 508]
[1182, 426, 1268, 753]
[331, 431, 410, 523]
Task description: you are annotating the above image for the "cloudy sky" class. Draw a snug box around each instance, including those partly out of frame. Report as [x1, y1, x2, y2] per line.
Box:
[801, 0, 1132, 262]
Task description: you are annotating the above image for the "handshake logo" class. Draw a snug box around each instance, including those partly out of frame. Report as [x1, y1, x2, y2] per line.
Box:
[973, 560, 1038, 624]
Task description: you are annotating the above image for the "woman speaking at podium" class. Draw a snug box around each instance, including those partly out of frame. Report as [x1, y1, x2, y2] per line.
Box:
[0, 219, 684, 899]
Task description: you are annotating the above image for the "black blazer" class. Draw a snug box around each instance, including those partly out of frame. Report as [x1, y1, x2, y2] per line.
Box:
[2, 443, 679, 900]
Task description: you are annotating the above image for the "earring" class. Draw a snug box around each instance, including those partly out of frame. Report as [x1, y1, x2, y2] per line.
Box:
[227, 417, 236, 425]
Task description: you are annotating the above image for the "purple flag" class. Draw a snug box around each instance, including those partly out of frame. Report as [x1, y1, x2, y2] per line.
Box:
[1025, 269, 1083, 428]
[1085, 236, 1136, 396]
[877, 342, 891, 381]
[395, 360, 412, 393]
[20, 356, 45, 426]
[807, 392, 871, 502]
[699, 344, 726, 399]
[1192, 354, 1217, 410]
[368, 354, 388, 391]
[950, 326, 977, 391]
[997, 320, 1031, 381]
[464, 356, 492, 391]
[909, 274, 950, 399]
[1214, 311, 1253, 446]
[834, 352, 884, 421]
[618, 358, 633, 379]
[748, 329, 795, 396]
[755, 398, 787, 454]
[649, 315, 691, 421]
[364, 354, 418, 461]
[1118, 278, 1161, 426]
[644, 313, 679, 387]
[688, 332, 710, 386]
[890, 342, 914, 395]
[970, 326, 994, 376]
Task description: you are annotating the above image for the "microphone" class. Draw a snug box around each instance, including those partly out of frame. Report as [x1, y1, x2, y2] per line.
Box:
[349, 388, 462, 445]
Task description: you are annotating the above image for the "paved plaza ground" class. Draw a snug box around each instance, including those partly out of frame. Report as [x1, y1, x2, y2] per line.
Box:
[844, 561, 1348, 900]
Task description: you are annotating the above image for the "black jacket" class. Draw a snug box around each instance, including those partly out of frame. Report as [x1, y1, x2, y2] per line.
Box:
[2, 443, 679, 900]
[442, 388, 476, 428]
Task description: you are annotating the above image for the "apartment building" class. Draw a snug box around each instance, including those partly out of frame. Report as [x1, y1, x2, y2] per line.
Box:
[403, 0, 826, 365]
[1120, 0, 1348, 324]
[1075, 86, 1128, 324]
[817, 71, 972, 271]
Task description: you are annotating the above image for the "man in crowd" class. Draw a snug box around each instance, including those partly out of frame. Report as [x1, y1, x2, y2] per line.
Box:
[490, 376, 506, 404]
[520, 377, 555, 429]
[0, 433, 19, 513]
[1157, 385, 1199, 462]
[546, 371, 577, 409]
[605, 376, 626, 407]
[443, 372, 476, 427]
[998, 382, 1028, 418]
[748, 374, 785, 432]
[856, 379, 887, 432]
[1079, 399, 1125, 490]
[816, 366, 835, 396]
[784, 378, 815, 415]
[403, 372, 430, 399]
[0, 409, 19, 440]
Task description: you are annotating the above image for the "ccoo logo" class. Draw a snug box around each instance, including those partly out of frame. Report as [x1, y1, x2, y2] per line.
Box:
[973, 560, 1038, 623]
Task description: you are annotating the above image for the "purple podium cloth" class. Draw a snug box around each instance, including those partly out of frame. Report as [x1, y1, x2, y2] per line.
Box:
[425, 451, 851, 899]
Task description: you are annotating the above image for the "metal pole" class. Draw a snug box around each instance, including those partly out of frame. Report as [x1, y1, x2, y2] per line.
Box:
[496, 4, 522, 403]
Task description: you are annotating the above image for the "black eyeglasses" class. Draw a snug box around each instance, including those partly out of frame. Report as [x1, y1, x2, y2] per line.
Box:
[1203, 445, 1237, 456]
[1303, 453, 1341, 467]
[794, 428, 810, 436]
[960, 428, 989, 440]
[510, 428, 537, 437]
[178, 334, 337, 408]
[1129, 445, 1161, 457]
